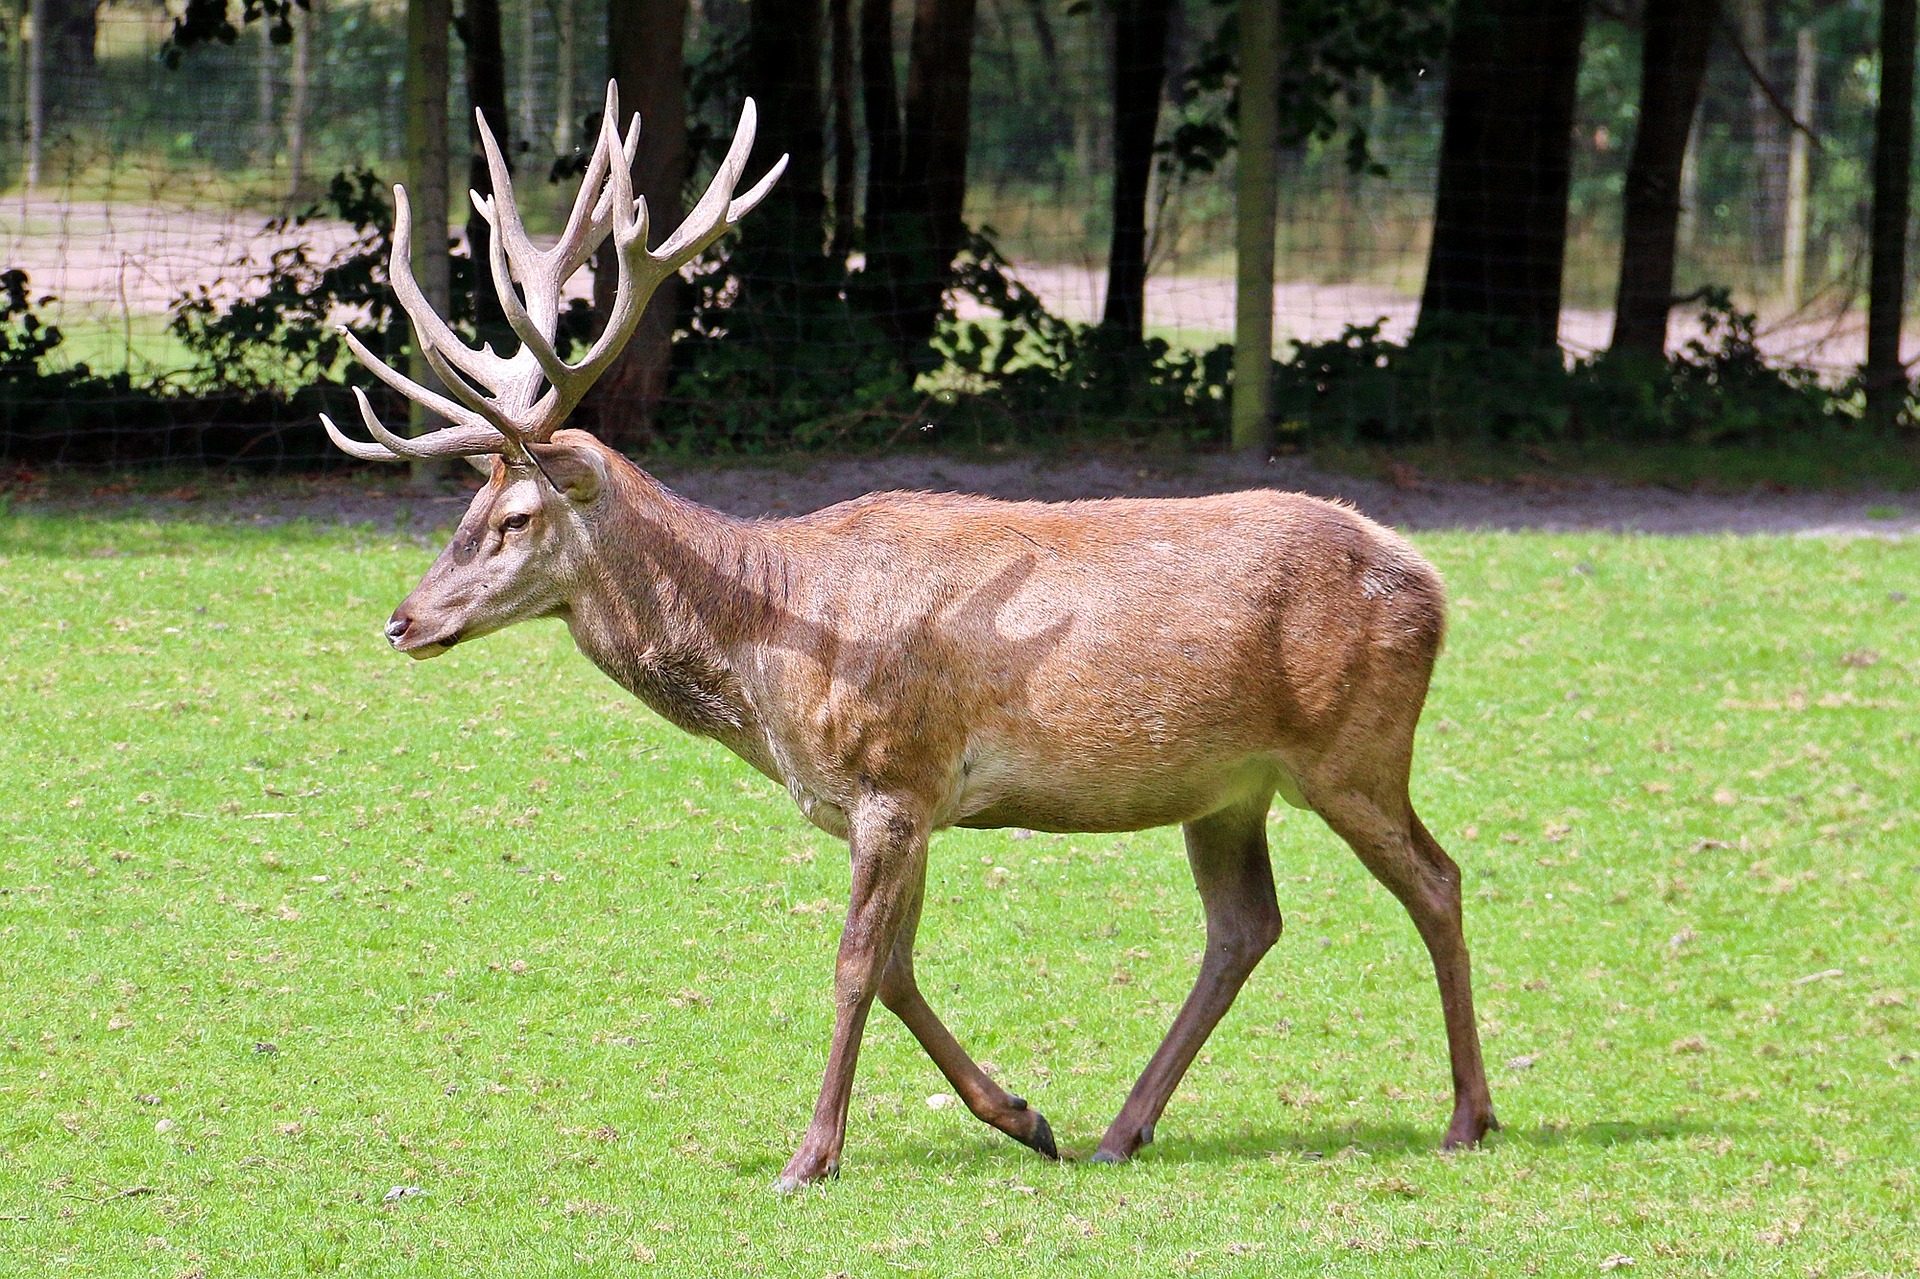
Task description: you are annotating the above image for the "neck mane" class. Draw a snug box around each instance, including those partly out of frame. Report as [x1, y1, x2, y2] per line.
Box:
[563, 454, 787, 740]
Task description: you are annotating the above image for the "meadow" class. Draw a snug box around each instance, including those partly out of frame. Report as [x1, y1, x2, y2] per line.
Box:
[0, 510, 1914, 1276]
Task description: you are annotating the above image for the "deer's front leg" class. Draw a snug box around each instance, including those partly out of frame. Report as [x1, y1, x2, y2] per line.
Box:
[775, 798, 926, 1194]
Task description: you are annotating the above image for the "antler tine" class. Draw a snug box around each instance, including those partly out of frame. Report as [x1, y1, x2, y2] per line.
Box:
[386, 185, 520, 394]
[472, 109, 540, 278]
[654, 100, 769, 260]
[336, 326, 497, 435]
[556, 99, 786, 405]
[327, 79, 782, 464]
[541, 84, 634, 283]
[320, 409, 403, 462]
[416, 339, 539, 447]
[354, 386, 509, 459]
[326, 386, 513, 462]
[480, 202, 576, 404]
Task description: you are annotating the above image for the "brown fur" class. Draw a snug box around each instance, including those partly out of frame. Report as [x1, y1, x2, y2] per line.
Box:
[382, 431, 1496, 1188]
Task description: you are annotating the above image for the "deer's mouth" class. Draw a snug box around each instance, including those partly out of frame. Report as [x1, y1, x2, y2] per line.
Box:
[396, 629, 460, 658]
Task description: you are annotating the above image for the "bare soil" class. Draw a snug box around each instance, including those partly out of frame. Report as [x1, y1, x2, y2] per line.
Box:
[9, 451, 1916, 538]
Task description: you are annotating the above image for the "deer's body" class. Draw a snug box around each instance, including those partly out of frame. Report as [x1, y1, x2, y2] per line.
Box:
[563, 449, 1444, 844]
[324, 84, 1496, 1191]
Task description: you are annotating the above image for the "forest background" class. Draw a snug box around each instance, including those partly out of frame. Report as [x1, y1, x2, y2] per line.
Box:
[1, 0, 1918, 473]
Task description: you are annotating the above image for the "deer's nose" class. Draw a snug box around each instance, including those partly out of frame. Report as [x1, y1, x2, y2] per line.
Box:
[385, 613, 411, 644]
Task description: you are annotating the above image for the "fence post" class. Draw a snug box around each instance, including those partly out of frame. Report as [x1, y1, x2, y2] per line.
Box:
[405, 0, 453, 480]
[1231, 0, 1279, 454]
[1781, 27, 1815, 312]
[1866, 0, 1916, 428]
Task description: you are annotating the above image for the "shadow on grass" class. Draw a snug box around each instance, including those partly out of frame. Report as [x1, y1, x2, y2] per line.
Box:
[732, 1115, 1720, 1182]
[1146, 1116, 1715, 1165]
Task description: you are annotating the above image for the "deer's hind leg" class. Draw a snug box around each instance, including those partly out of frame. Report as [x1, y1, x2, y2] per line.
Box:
[877, 868, 1058, 1160]
[1093, 791, 1282, 1163]
[1305, 770, 1496, 1150]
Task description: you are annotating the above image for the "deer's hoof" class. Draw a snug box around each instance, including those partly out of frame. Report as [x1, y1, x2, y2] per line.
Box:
[1017, 1111, 1059, 1161]
[1088, 1148, 1127, 1165]
[772, 1150, 839, 1195]
[1440, 1107, 1498, 1151]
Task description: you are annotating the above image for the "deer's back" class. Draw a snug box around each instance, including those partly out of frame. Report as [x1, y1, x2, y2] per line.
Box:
[754, 488, 1444, 830]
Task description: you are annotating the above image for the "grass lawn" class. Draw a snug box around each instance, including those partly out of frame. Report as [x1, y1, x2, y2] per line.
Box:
[1, 512, 1915, 1276]
[46, 316, 204, 383]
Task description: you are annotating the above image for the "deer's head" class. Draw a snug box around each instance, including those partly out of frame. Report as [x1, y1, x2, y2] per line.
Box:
[323, 81, 783, 659]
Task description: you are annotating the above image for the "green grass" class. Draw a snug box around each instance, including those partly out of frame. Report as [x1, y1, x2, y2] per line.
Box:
[45, 315, 203, 381]
[1, 513, 1916, 1276]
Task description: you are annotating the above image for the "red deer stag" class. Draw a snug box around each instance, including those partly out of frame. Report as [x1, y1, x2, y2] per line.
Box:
[324, 82, 1496, 1192]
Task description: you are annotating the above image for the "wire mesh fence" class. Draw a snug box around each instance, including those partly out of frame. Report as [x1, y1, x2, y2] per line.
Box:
[0, 0, 1912, 466]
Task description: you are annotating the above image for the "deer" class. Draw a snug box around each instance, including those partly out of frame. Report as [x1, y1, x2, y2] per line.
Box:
[323, 81, 1497, 1193]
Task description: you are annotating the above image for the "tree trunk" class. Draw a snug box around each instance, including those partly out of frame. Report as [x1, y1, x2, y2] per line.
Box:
[889, 0, 979, 359]
[24, 0, 43, 189]
[1865, 0, 1917, 426]
[829, 0, 858, 261]
[1101, 0, 1174, 341]
[551, 0, 577, 156]
[1781, 26, 1815, 310]
[1733, 0, 1785, 274]
[1232, 0, 1279, 454]
[461, 0, 511, 338]
[516, 0, 537, 148]
[589, 0, 689, 446]
[859, 0, 905, 324]
[1416, 0, 1588, 349]
[736, 0, 828, 322]
[40, 0, 95, 123]
[256, 15, 277, 166]
[287, 0, 320, 202]
[406, 0, 454, 476]
[1610, 0, 1717, 359]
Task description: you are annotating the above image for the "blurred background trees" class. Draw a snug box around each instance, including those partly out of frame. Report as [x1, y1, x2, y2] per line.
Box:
[0, 0, 1917, 465]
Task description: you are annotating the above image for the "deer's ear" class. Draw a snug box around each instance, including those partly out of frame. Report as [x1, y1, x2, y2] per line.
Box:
[529, 440, 606, 505]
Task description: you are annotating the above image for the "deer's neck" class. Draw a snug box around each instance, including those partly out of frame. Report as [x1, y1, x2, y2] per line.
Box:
[564, 472, 785, 742]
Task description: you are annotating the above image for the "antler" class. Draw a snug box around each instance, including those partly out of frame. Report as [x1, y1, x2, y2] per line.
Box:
[322, 80, 787, 464]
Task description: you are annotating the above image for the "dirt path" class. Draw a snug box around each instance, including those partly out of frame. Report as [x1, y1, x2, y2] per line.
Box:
[11, 452, 1916, 538]
[5, 191, 1906, 378]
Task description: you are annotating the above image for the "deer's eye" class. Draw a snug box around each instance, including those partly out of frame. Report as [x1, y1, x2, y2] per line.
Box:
[501, 512, 532, 533]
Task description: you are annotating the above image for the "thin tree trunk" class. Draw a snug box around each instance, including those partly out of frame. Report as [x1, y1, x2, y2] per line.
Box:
[41, 0, 96, 123]
[256, 17, 276, 166]
[1021, 0, 1056, 68]
[1865, 0, 1916, 426]
[551, 0, 577, 155]
[517, 0, 538, 148]
[287, 0, 319, 202]
[1232, 0, 1279, 454]
[1780, 26, 1815, 310]
[1100, 0, 1174, 341]
[406, 0, 454, 476]
[7, 0, 25, 186]
[1678, 104, 1701, 251]
[1611, 0, 1718, 359]
[749, 0, 828, 240]
[829, 0, 857, 261]
[24, 0, 43, 189]
[589, 0, 688, 446]
[859, 0, 904, 322]
[1416, 0, 1588, 349]
[889, 0, 978, 360]
[461, 0, 511, 338]
[1734, 0, 1785, 274]
[736, 0, 829, 359]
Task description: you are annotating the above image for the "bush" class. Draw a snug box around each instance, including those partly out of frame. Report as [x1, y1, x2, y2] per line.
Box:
[1273, 292, 1867, 449]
